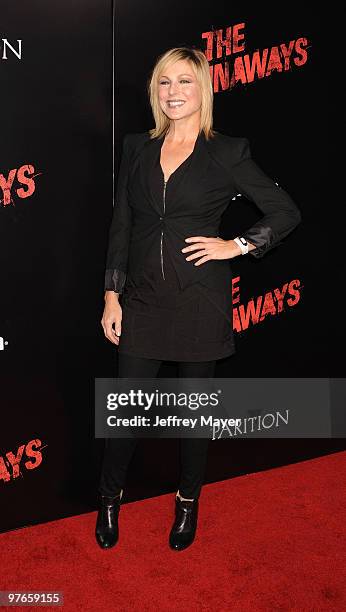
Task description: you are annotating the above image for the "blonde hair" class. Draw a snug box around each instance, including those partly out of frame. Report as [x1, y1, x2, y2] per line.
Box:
[147, 47, 216, 140]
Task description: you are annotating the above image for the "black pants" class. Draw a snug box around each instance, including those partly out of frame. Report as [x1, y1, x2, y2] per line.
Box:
[98, 353, 216, 499]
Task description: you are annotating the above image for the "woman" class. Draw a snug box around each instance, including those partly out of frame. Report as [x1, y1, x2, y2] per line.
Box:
[96, 47, 301, 551]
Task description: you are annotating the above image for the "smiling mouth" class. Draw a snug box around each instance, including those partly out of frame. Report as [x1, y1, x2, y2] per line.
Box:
[167, 100, 186, 108]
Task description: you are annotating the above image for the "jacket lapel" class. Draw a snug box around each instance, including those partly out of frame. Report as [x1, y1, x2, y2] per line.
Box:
[139, 135, 163, 216]
[166, 131, 211, 207]
[138, 131, 212, 216]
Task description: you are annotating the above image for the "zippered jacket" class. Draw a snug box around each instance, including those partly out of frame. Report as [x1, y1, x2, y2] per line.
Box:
[104, 130, 302, 294]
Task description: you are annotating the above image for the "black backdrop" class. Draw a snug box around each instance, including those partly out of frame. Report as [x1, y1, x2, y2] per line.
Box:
[1, 2, 342, 534]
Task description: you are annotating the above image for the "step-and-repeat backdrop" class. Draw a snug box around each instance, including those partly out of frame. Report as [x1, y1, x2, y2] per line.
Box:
[1, 2, 341, 533]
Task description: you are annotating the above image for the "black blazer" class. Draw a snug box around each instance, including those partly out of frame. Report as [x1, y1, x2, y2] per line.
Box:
[104, 130, 302, 294]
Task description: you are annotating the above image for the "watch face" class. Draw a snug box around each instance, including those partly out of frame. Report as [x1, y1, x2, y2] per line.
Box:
[240, 237, 248, 246]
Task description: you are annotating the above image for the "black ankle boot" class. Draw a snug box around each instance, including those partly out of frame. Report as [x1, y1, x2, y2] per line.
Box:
[169, 496, 199, 551]
[95, 493, 122, 549]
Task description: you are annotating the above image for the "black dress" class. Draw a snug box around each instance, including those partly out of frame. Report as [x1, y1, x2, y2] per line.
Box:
[117, 149, 235, 362]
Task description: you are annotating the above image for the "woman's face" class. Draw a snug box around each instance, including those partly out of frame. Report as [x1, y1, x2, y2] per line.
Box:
[158, 59, 202, 123]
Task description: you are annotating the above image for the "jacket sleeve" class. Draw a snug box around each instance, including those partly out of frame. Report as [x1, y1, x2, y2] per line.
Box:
[104, 134, 132, 293]
[231, 138, 302, 258]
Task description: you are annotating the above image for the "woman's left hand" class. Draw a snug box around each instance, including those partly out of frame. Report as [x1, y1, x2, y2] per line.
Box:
[181, 236, 243, 265]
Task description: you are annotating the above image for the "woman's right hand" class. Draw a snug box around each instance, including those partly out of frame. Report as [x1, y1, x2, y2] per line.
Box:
[101, 291, 123, 345]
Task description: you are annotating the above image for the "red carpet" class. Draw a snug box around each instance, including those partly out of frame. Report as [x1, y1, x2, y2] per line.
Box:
[1, 451, 345, 611]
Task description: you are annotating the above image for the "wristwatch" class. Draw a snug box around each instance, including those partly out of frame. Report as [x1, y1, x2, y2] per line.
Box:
[234, 236, 249, 255]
